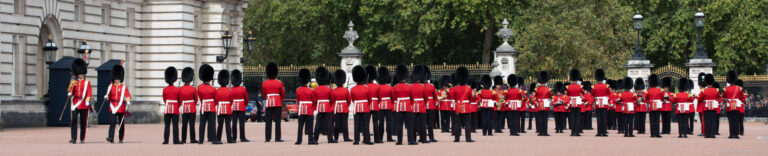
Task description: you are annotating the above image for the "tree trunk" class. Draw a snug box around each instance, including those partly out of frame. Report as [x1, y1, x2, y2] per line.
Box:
[482, 16, 494, 64]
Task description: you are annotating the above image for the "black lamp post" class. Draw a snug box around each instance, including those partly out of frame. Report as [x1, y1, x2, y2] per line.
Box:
[76, 39, 92, 65]
[631, 12, 646, 60]
[693, 9, 707, 59]
[217, 27, 233, 63]
[242, 31, 255, 63]
[42, 35, 58, 65]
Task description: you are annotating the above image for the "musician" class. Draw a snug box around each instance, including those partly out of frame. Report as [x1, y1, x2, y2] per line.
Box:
[68, 58, 91, 144]
[645, 74, 664, 138]
[698, 74, 721, 138]
[526, 83, 537, 133]
[160, 66, 179, 144]
[197, 64, 220, 144]
[106, 64, 132, 143]
[592, 69, 611, 137]
[735, 79, 745, 136]
[534, 71, 552, 136]
[723, 71, 745, 139]
[424, 66, 439, 142]
[376, 66, 396, 142]
[492, 76, 506, 133]
[672, 78, 694, 138]
[552, 82, 567, 133]
[504, 74, 525, 136]
[451, 66, 474, 142]
[331, 70, 353, 142]
[470, 79, 480, 133]
[613, 79, 624, 134]
[518, 78, 529, 133]
[619, 78, 639, 137]
[350, 66, 373, 145]
[262, 62, 285, 142]
[295, 69, 316, 145]
[313, 67, 335, 143]
[179, 67, 198, 144]
[230, 69, 250, 142]
[565, 69, 585, 136]
[661, 77, 674, 134]
[365, 66, 383, 143]
[438, 76, 454, 133]
[392, 65, 414, 145]
[215, 70, 234, 143]
[635, 79, 649, 134]
[581, 81, 594, 131]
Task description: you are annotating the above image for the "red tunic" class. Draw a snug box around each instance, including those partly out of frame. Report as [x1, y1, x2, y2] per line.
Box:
[438, 89, 453, 111]
[619, 91, 637, 114]
[478, 89, 497, 109]
[504, 88, 525, 111]
[553, 95, 569, 112]
[261, 79, 285, 108]
[379, 84, 394, 110]
[565, 84, 585, 108]
[197, 83, 216, 113]
[646, 87, 664, 111]
[331, 87, 351, 114]
[698, 87, 722, 111]
[411, 83, 426, 113]
[392, 83, 412, 112]
[534, 86, 553, 112]
[612, 92, 621, 112]
[68, 79, 92, 110]
[296, 86, 315, 115]
[493, 89, 506, 111]
[350, 84, 370, 113]
[313, 85, 333, 113]
[230, 86, 249, 112]
[470, 93, 479, 113]
[581, 93, 594, 112]
[636, 91, 648, 113]
[215, 87, 232, 115]
[107, 84, 132, 114]
[662, 91, 674, 111]
[527, 94, 537, 112]
[179, 85, 197, 114]
[160, 85, 178, 114]
[451, 85, 473, 114]
[425, 83, 439, 110]
[367, 83, 380, 112]
[723, 85, 746, 113]
[591, 83, 611, 109]
[672, 92, 695, 114]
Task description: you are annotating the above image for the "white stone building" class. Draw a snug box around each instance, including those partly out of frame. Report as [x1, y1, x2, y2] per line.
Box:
[0, 0, 248, 127]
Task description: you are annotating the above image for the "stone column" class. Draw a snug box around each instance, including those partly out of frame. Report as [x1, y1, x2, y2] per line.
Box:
[338, 21, 362, 87]
[490, 19, 519, 82]
[686, 58, 716, 93]
[626, 60, 653, 81]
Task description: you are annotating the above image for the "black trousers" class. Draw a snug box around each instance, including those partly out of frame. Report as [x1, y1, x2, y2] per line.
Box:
[607, 111, 615, 130]
[395, 112, 414, 143]
[426, 110, 438, 140]
[495, 111, 506, 132]
[582, 110, 593, 129]
[180, 113, 196, 142]
[662, 111, 672, 134]
[371, 111, 383, 142]
[382, 110, 395, 140]
[163, 114, 179, 143]
[727, 111, 742, 137]
[527, 111, 533, 130]
[596, 108, 607, 135]
[313, 112, 334, 142]
[199, 112, 216, 143]
[738, 113, 744, 135]
[471, 112, 479, 132]
[297, 115, 314, 143]
[555, 112, 568, 131]
[508, 111, 520, 134]
[677, 113, 690, 137]
[440, 110, 453, 132]
[704, 110, 718, 138]
[479, 108, 494, 135]
[688, 113, 695, 134]
[108, 113, 126, 141]
[616, 111, 624, 132]
[569, 108, 581, 134]
[623, 113, 634, 136]
[231, 111, 247, 141]
[354, 113, 371, 143]
[216, 115, 232, 142]
[334, 113, 351, 141]
[635, 112, 647, 133]
[71, 109, 88, 141]
[413, 113, 427, 142]
[536, 111, 549, 135]
[454, 113, 472, 141]
[649, 111, 661, 136]
[715, 112, 721, 134]
[264, 107, 282, 141]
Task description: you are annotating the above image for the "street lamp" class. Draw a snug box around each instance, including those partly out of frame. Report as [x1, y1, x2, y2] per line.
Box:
[217, 27, 233, 63]
[42, 35, 58, 65]
[242, 31, 256, 63]
[631, 12, 646, 60]
[693, 9, 708, 59]
[76, 39, 92, 65]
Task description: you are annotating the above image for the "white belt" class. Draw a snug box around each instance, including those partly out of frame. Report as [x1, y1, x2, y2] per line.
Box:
[202, 99, 214, 112]
[371, 98, 379, 101]
[266, 94, 280, 107]
[217, 101, 230, 115]
[335, 100, 347, 113]
[233, 99, 245, 111]
[596, 97, 609, 106]
[165, 100, 178, 114]
[705, 100, 719, 109]
[353, 100, 368, 113]
[540, 99, 552, 108]
[395, 97, 410, 112]
[317, 99, 330, 113]
[181, 100, 194, 113]
[570, 97, 583, 106]
[508, 100, 522, 109]
[299, 101, 312, 115]
[625, 102, 634, 112]
[726, 99, 742, 108]
[481, 99, 495, 107]
[652, 100, 663, 109]
[381, 97, 391, 100]
[413, 98, 424, 101]
[678, 102, 692, 112]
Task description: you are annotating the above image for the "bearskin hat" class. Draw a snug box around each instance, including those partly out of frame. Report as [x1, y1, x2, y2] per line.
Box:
[583, 81, 593, 92]
[266, 62, 278, 79]
[114, 65, 126, 82]
[71, 58, 87, 75]
[607, 80, 617, 90]
[299, 68, 311, 85]
[181, 67, 194, 83]
[199, 64, 214, 82]
[713, 81, 721, 89]
[705, 73, 715, 86]
[661, 77, 672, 89]
[412, 64, 425, 83]
[648, 74, 659, 87]
[424, 65, 432, 82]
[726, 70, 738, 84]
[595, 69, 606, 82]
[537, 71, 550, 84]
[231, 69, 243, 87]
[634, 78, 645, 91]
[315, 67, 330, 85]
[352, 65, 367, 84]
[735, 79, 743, 87]
[688, 79, 695, 90]
[493, 75, 504, 87]
[218, 69, 229, 87]
[163, 66, 175, 85]
[554, 82, 564, 93]
[395, 64, 409, 83]
[698, 72, 706, 87]
[623, 77, 633, 90]
[377, 66, 392, 85]
[481, 75, 492, 89]
[518, 77, 525, 88]
[678, 78, 689, 92]
[507, 74, 518, 88]
[365, 65, 377, 83]
[616, 79, 624, 90]
[334, 69, 346, 87]
[569, 69, 581, 82]
[456, 66, 470, 85]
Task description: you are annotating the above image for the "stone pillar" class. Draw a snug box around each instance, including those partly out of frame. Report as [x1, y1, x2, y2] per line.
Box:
[686, 58, 716, 93]
[626, 60, 653, 81]
[490, 19, 519, 82]
[338, 21, 362, 87]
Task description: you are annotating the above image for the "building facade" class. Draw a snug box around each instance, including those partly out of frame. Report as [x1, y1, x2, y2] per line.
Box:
[0, 0, 247, 127]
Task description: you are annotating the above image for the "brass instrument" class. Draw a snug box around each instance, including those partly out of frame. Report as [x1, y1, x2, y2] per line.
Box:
[496, 89, 505, 110]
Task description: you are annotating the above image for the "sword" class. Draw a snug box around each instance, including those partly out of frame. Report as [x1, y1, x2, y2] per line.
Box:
[59, 95, 74, 121]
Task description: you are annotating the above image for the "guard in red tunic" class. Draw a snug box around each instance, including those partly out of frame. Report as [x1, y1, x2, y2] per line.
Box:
[179, 67, 198, 143]
[438, 75, 454, 133]
[424, 66, 439, 142]
[619, 77, 639, 137]
[635, 80, 649, 134]
[160, 66, 179, 144]
[591, 69, 611, 137]
[735, 79, 745, 136]
[331, 70, 352, 142]
[504, 74, 525, 136]
[696, 73, 706, 136]
[672, 78, 695, 138]
[295, 69, 316, 145]
[262, 62, 285, 142]
[106, 64, 132, 143]
[492, 76, 506, 133]
[645, 74, 664, 138]
[376, 67, 396, 142]
[197, 64, 220, 144]
[451, 66, 474, 142]
[723, 71, 745, 139]
[660, 77, 674, 134]
[229, 69, 250, 142]
[469, 79, 480, 133]
[350, 66, 373, 145]
[613, 79, 624, 133]
[566, 69, 585, 136]
[581, 81, 594, 131]
[364, 65, 383, 143]
[477, 75, 497, 136]
[312, 67, 335, 143]
[534, 71, 552, 136]
[392, 64, 414, 145]
[699, 74, 721, 138]
[68, 58, 92, 144]
[411, 65, 429, 144]
[519, 78, 530, 133]
[215, 70, 234, 143]
[553, 82, 568, 134]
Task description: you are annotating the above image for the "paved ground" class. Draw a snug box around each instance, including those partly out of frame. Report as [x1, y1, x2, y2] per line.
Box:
[1, 120, 766, 155]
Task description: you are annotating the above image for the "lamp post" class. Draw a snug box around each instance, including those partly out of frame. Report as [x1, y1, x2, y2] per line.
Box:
[76, 39, 92, 65]
[217, 27, 233, 63]
[42, 35, 58, 65]
[242, 31, 255, 63]
[631, 12, 645, 60]
[693, 9, 707, 59]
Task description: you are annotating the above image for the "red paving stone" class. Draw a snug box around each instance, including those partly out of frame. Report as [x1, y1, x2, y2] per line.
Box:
[1, 120, 766, 155]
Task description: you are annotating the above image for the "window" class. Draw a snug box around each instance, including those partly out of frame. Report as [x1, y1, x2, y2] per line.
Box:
[14, 0, 25, 14]
[102, 5, 111, 25]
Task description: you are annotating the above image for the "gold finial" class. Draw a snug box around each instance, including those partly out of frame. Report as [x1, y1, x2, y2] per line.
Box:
[225, 27, 229, 31]
[48, 35, 53, 39]
[698, 8, 702, 11]
[248, 31, 252, 34]
[82, 39, 86, 42]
